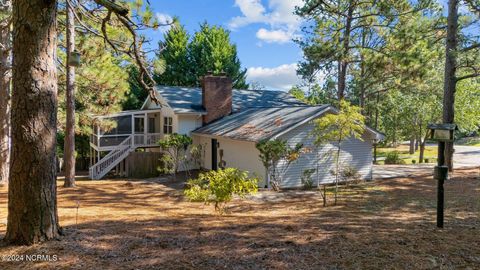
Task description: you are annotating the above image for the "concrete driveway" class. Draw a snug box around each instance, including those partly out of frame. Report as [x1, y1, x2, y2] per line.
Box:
[373, 145, 480, 179]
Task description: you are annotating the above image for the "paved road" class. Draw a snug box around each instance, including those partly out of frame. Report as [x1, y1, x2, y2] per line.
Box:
[373, 145, 480, 179]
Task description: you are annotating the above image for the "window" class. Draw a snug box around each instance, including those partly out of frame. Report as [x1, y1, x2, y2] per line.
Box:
[148, 117, 156, 133]
[163, 117, 173, 134]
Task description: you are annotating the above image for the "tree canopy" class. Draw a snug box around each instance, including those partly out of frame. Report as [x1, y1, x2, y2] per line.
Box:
[155, 22, 249, 89]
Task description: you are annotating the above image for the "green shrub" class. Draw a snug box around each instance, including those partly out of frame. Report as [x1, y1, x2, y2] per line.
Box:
[256, 139, 302, 191]
[184, 168, 258, 213]
[385, 151, 405, 164]
[412, 159, 416, 164]
[301, 169, 316, 189]
[157, 133, 201, 176]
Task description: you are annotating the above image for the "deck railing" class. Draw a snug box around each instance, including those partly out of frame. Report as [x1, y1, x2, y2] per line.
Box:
[89, 135, 133, 180]
[91, 133, 162, 149]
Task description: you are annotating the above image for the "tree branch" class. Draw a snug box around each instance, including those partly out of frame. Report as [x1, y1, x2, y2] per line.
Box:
[460, 42, 480, 52]
[456, 72, 479, 82]
[94, 0, 129, 16]
[93, 0, 160, 105]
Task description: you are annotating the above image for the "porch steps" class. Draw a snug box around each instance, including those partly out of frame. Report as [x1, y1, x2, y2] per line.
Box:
[89, 135, 135, 180]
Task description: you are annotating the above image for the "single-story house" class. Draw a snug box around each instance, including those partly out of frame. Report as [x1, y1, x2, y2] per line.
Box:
[89, 75, 384, 188]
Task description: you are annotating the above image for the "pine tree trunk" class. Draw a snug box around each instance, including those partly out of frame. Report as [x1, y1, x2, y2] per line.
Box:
[359, 29, 367, 114]
[443, 0, 458, 172]
[0, 0, 11, 186]
[337, 4, 353, 101]
[5, 0, 60, 245]
[64, 0, 76, 187]
[373, 92, 380, 163]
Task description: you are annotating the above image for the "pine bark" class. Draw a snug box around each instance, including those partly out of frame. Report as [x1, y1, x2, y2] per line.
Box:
[443, 0, 458, 171]
[64, 0, 76, 187]
[0, 0, 11, 186]
[337, 3, 354, 101]
[5, 0, 60, 245]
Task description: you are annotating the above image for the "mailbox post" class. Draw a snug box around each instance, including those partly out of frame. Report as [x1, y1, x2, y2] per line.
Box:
[427, 123, 457, 228]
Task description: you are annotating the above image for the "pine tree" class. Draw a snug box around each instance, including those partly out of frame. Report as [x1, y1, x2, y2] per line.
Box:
[6, 0, 61, 245]
[155, 24, 194, 87]
[296, 0, 434, 101]
[154, 22, 249, 89]
[189, 23, 248, 89]
[63, 0, 76, 187]
[0, 0, 11, 186]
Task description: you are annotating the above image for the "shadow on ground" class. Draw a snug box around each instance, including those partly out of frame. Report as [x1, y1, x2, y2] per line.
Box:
[0, 169, 479, 270]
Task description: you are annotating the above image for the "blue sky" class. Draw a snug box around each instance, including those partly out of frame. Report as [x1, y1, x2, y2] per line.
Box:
[144, 0, 305, 90]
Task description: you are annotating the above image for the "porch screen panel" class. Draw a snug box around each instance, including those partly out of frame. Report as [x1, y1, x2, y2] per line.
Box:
[117, 115, 132, 134]
[102, 115, 132, 135]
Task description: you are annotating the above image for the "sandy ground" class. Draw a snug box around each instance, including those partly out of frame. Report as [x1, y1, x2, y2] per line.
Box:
[0, 169, 479, 270]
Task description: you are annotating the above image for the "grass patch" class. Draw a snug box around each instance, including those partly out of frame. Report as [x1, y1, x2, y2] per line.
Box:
[376, 144, 437, 163]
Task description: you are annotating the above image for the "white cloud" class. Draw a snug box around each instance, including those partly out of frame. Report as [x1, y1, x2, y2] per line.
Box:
[256, 28, 291, 43]
[247, 63, 301, 90]
[156, 13, 174, 33]
[230, 0, 267, 28]
[229, 0, 303, 44]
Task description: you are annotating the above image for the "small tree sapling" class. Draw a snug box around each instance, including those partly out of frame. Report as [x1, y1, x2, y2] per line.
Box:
[256, 139, 303, 191]
[312, 100, 365, 205]
[158, 133, 192, 177]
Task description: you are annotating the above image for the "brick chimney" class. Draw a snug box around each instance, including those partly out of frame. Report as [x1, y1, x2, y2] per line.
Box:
[202, 73, 232, 124]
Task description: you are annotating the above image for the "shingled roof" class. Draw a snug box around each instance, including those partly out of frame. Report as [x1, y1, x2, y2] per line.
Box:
[192, 105, 332, 142]
[154, 86, 306, 114]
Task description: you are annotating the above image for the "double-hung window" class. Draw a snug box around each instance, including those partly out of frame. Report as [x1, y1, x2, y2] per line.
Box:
[163, 117, 173, 134]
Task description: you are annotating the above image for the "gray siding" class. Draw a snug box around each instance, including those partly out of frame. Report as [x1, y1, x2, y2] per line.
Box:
[277, 122, 374, 188]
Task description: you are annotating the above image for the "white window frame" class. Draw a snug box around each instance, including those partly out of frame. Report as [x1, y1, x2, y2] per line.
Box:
[163, 117, 173, 134]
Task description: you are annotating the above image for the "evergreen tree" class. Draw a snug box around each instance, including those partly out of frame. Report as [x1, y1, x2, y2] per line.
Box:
[0, 0, 11, 186]
[123, 65, 149, 110]
[6, 0, 61, 245]
[295, 0, 434, 101]
[441, 0, 479, 170]
[189, 23, 248, 89]
[155, 24, 194, 87]
[57, 38, 130, 162]
[155, 22, 249, 89]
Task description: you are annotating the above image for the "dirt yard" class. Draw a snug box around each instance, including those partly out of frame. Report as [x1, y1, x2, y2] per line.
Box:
[1, 169, 479, 270]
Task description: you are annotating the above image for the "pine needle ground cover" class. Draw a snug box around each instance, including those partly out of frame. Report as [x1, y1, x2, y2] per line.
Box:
[1, 169, 479, 269]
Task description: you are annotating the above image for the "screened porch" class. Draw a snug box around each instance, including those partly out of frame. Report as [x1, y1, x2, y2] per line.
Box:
[90, 109, 167, 152]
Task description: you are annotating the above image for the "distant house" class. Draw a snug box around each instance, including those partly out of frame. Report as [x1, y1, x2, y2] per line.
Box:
[89, 75, 384, 188]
